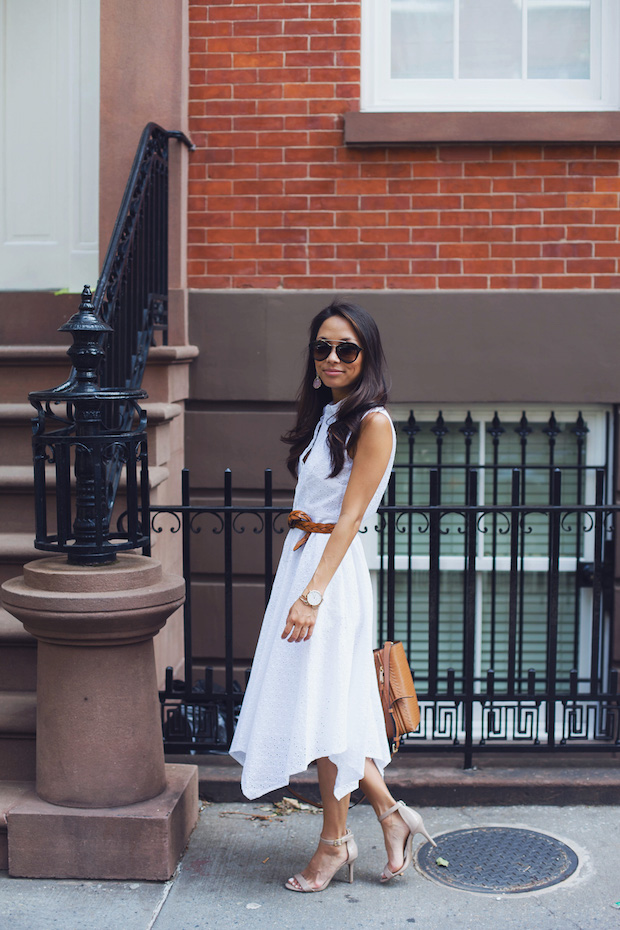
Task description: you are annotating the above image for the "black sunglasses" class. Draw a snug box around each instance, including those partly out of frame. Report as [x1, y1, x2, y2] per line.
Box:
[310, 340, 362, 364]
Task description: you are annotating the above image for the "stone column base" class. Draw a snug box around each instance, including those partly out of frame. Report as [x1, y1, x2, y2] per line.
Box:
[7, 764, 198, 881]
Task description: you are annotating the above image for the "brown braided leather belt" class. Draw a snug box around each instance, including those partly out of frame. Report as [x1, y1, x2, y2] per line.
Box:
[288, 510, 335, 551]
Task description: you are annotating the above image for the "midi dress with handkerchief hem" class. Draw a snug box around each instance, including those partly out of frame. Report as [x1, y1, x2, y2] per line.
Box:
[229, 401, 396, 801]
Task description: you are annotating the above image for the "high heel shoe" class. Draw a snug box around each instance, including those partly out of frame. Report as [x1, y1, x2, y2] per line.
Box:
[285, 830, 358, 892]
[378, 800, 436, 883]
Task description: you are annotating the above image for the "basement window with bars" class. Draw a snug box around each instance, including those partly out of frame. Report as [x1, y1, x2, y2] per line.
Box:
[362, 0, 620, 111]
[362, 405, 613, 697]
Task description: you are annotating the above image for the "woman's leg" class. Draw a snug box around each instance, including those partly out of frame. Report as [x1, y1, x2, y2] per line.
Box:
[359, 758, 411, 874]
[286, 757, 351, 890]
[317, 756, 350, 838]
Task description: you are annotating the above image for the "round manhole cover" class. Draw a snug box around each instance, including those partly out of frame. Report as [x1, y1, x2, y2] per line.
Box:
[416, 827, 578, 894]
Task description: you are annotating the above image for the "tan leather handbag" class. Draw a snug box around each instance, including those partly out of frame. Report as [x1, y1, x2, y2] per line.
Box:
[373, 641, 420, 752]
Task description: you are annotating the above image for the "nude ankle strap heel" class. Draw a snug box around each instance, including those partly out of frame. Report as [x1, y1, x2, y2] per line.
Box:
[377, 801, 436, 882]
[320, 830, 358, 883]
[285, 830, 358, 892]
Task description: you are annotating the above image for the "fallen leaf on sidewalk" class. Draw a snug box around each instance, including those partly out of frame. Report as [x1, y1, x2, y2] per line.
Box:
[276, 797, 320, 814]
[436, 857, 450, 868]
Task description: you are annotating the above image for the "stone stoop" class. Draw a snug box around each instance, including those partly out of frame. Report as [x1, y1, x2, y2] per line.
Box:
[0, 315, 197, 868]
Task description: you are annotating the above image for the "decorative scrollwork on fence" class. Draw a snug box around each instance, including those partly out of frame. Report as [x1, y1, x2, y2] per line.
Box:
[394, 511, 430, 535]
[232, 511, 265, 536]
[188, 510, 225, 536]
[273, 510, 291, 535]
[151, 511, 182, 536]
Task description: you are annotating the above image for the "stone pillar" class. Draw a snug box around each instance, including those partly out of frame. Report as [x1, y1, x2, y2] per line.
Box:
[1, 553, 198, 880]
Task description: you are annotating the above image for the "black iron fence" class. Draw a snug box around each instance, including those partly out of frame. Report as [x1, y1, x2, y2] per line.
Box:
[154, 414, 620, 766]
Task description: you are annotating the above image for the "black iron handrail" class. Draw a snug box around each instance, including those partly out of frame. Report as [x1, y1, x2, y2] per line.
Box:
[95, 123, 193, 403]
[53, 123, 193, 515]
[49, 124, 193, 519]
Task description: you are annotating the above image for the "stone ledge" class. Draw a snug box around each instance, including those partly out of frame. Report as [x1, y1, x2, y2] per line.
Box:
[147, 345, 199, 365]
[344, 110, 620, 145]
[167, 750, 620, 807]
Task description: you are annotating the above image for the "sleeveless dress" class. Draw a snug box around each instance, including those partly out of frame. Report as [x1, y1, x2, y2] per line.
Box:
[229, 402, 396, 801]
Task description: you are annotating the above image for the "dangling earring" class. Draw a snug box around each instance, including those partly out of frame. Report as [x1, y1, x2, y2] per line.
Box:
[313, 375, 321, 389]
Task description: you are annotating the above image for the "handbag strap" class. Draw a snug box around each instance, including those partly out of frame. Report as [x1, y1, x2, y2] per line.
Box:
[383, 641, 392, 709]
[381, 641, 402, 753]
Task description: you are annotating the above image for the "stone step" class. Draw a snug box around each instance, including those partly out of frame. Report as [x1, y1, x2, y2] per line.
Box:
[0, 401, 182, 468]
[0, 692, 37, 780]
[0, 346, 70, 403]
[0, 404, 35, 465]
[0, 534, 46, 587]
[0, 344, 198, 405]
[0, 465, 169, 534]
[0, 608, 37, 692]
[0, 692, 36, 734]
[0, 780, 36, 870]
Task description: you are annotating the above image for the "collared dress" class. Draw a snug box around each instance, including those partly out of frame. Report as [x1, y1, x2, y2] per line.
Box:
[230, 401, 396, 800]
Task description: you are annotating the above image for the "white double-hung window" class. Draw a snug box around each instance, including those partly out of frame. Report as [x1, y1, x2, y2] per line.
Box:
[362, 0, 620, 111]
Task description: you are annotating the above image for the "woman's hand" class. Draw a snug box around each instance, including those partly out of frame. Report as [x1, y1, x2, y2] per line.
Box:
[281, 598, 318, 643]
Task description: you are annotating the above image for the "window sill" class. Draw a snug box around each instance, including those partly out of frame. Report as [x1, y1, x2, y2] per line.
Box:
[344, 111, 620, 145]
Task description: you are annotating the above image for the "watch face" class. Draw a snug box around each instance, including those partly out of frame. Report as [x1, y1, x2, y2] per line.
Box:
[307, 590, 322, 607]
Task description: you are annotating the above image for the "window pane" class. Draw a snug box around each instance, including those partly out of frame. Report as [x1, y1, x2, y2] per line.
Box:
[528, 0, 591, 79]
[393, 422, 470, 557]
[389, 570, 465, 685]
[483, 420, 584, 559]
[391, 0, 454, 79]
[460, 0, 523, 78]
[480, 573, 576, 689]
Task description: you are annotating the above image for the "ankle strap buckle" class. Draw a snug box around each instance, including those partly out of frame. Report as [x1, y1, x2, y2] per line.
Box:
[320, 831, 352, 847]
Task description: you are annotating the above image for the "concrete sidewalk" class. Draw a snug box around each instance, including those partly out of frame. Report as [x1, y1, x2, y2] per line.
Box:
[1, 800, 619, 930]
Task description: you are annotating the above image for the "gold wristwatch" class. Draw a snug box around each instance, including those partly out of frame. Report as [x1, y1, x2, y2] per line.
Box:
[299, 589, 323, 608]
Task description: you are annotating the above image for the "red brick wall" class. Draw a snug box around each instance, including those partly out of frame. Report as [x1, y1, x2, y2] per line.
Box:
[188, 1, 620, 290]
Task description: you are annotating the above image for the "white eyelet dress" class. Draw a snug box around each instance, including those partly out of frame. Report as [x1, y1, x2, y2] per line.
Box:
[229, 402, 396, 800]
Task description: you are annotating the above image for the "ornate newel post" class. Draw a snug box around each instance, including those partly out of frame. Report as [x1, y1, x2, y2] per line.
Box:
[1, 288, 197, 880]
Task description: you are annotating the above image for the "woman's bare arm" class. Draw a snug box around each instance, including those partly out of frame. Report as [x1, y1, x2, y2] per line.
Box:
[281, 411, 393, 642]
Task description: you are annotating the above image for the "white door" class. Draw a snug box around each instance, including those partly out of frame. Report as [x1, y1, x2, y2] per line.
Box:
[0, 0, 99, 291]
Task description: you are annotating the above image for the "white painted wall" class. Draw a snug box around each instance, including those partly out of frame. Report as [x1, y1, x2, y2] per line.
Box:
[0, 0, 99, 291]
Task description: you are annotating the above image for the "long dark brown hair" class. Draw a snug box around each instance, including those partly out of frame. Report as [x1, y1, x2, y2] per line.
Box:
[282, 299, 389, 478]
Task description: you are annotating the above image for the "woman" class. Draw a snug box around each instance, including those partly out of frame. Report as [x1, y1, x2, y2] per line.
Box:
[230, 298, 435, 891]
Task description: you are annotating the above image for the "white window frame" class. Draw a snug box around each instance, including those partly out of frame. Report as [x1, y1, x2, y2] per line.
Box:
[363, 403, 612, 690]
[362, 0, 620, 112]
